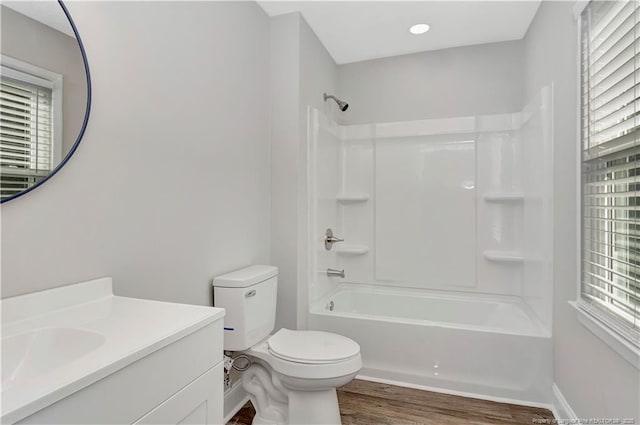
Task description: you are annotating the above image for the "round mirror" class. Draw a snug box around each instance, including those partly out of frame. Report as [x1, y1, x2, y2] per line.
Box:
[0, 0, 90, 202]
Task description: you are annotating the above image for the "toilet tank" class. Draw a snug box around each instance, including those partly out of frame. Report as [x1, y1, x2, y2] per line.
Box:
[212, 265, 278, 351]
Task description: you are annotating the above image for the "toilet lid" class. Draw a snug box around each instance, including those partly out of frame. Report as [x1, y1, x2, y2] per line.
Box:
[267, 329, 360, 364]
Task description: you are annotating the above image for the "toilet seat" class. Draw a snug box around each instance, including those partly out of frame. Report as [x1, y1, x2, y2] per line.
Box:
[246, 330, 362, 380]
[268, 329, 360, 364]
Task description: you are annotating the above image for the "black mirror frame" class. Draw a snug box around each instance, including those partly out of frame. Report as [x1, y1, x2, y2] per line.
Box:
[1, 0, 92, 204]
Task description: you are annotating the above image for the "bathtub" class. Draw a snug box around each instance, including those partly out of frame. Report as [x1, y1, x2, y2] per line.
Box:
[309, 284, 552, 406]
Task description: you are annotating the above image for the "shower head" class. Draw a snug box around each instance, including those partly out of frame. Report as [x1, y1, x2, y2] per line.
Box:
[323, 93, 349, 111]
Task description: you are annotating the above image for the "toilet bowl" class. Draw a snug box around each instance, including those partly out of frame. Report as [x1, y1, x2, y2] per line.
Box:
[242, 329, 362, 425]
[212, 266, 362, 425]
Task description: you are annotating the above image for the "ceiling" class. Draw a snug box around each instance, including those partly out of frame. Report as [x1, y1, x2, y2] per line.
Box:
[258, 1, 541, 64]
[3, 1, 76, 38]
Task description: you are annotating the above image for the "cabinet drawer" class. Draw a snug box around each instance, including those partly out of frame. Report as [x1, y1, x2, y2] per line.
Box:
[135, 363, 223, 425]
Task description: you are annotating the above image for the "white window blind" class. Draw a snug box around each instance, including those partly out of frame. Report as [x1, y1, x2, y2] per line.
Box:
[0, 71, 54, 198]
[581, 0, 640, 339]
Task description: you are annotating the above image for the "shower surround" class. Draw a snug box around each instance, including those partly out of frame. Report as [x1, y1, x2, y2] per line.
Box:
[306, 87, 554, 405]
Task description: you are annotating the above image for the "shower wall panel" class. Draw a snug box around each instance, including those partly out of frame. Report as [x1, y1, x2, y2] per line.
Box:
[334, 115, 525, 295]
[309, 105, 551, 320]
[375, 135, 476, 288]
[339, 137, 375, 285]
[521, 87, 553, 329]
[308, 108, 342, 301]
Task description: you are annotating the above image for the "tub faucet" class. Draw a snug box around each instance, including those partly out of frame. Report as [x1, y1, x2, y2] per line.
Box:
[327, 268, 345, 278]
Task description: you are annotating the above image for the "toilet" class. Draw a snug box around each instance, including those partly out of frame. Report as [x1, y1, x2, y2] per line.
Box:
[213, 265, 362, 425]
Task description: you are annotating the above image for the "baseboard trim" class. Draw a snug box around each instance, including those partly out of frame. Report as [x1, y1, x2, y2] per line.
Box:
[356, 373, 552, 410]
[551, 383, 577, 420]
[223, 381, 249, 424]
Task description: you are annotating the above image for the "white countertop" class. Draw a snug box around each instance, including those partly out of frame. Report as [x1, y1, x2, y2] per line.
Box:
[0, 278, 225, 424]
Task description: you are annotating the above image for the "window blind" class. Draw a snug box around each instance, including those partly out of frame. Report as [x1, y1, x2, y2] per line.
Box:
[0, 74, 53, 198]
[581, 0, 640, 337]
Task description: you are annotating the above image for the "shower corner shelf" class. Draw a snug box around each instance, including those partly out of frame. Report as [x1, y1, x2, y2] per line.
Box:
[483, 250, 524, 263]
[336, 193, 370, 203]
[334, 244, 369, 255]
[482, 192, 524, 202]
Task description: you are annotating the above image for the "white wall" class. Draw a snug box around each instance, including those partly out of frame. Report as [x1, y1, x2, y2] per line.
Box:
[523, 1, 640, 419]
[270, 12, 301, 331]
[1, 1, 271, 307]
[270, 12, 337, 330]
[337, 40, 524, 124]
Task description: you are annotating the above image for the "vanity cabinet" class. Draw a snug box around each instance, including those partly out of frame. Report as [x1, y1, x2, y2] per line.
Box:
[15, 318, 224, 425]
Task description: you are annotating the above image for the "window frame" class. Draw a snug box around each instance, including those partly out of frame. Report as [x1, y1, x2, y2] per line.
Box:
[573, 0, 640, 369]
[0, 54, 63, 169]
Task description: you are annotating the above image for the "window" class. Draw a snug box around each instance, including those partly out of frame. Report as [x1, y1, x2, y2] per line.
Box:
[580, 0, 639, 346]
[0, 59, 61, 198]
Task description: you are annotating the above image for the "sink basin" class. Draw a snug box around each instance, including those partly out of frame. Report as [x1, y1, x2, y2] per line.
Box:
[1, 328, 106, 391]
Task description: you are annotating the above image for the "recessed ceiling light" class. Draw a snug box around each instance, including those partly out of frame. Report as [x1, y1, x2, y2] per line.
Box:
[409, 23, 430, 35]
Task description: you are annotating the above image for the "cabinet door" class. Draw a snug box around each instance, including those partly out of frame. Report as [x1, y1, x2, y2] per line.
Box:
[135, 363, 223, 425]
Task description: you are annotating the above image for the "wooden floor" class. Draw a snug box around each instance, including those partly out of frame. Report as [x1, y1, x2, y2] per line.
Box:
[226, 379, 554, 425]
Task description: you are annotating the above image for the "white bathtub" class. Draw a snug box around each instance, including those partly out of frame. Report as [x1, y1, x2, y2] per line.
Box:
[309, 284, 552, 405]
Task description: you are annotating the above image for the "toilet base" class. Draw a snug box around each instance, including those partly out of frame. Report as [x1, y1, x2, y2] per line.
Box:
[288, 389, 341, 425]
[242, 362, 345, 425]
[242, 364, 288, 425]
[250, 389, 341, 425]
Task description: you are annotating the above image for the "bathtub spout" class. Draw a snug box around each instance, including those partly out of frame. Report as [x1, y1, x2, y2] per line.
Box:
[327, 268, 345, 278]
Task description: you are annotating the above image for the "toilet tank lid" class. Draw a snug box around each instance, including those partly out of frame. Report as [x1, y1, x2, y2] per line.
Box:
[213, 265, 278, 288]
